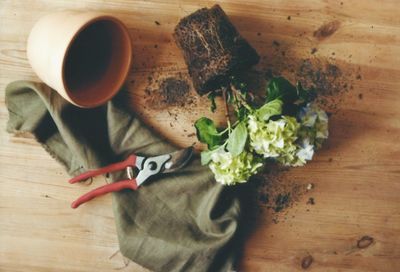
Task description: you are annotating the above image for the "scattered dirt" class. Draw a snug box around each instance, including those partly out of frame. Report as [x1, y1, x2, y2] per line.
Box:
[272, 40, 280, 47]
[160, 78, 190, 105]
[144, 72, 198, 110]
[311, 47, 318, 54]
[313, 20, 341, 40]
[357, 236, 374, 249]
[261, 46, 361, 113]
[307, 197, 315, 205]
[297, 59, 342, 95]
[255, 165, 314, 223]
[253, 45, 360, 222]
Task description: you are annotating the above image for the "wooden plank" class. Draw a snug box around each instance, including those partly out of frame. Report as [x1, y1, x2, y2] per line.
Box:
[1, 0, 400, 271]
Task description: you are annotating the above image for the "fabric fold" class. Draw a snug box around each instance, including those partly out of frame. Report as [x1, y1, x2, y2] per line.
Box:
[5, 81, 248, 272]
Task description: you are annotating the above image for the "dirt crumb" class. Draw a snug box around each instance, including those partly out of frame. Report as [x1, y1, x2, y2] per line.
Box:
[307, 197, 315, 205]
[311, 48, 318, 54]
[272, 40, 280, 47]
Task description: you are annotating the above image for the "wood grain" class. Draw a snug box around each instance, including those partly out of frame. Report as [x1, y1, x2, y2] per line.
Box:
[1, 0, 400, 271]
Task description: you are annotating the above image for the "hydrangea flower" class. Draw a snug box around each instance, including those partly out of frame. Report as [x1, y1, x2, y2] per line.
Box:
[209, 149, 262, 185]
[278, 103, 329, 166]
[277, 138, 315, 166]
[247, 115, 300, 158]
[298, 103, 329, 148]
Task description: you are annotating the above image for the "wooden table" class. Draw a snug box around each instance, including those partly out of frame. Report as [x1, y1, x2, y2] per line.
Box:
[1, 0, 399, 271]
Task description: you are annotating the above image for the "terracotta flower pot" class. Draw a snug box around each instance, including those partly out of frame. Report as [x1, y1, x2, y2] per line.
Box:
[27, 11, 132, 108]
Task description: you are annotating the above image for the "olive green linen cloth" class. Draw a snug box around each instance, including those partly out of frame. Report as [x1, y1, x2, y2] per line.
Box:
[5, 81, 247, 271]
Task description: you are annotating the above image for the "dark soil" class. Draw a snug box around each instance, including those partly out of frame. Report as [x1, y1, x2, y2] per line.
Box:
[159, 78, 190, 105]
[297, 59, 343, 96]
[174, 4, 259, 94]
[307, 197, 315, 205]
[144, 72, 197, 110]
[311, 47, 318, 54]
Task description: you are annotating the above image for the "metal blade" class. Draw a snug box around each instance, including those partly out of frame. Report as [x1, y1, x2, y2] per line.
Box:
[162, 147, 194, 173]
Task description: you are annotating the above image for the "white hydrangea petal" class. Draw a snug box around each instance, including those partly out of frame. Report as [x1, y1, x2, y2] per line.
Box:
[275, 138, 284, 148]
[248, 116, 259, 132]
[297, 145, 314, 161]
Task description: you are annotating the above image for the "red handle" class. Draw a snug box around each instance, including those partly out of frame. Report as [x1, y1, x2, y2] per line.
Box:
[69, 155, 136, 184]
[71, 179, 138, 209]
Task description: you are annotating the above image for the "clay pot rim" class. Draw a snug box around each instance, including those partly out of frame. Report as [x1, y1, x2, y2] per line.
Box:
[61, 15, 132, 108]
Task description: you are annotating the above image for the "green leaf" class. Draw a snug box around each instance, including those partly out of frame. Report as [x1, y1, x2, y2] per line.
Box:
[195, 117, 223, 149]
[236, 107, 249, 121]
[256, 99, 283, 121]
[227, 122, 248, 156]
[266, 77, 298, 103]
[295, 81, 315, 104]
[266, 77, 315, 105]
[207, 92, 217, 112]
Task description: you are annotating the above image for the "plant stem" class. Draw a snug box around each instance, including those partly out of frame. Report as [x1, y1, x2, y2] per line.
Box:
[222, 87, 232, 130]
[231, 84, 253, 111]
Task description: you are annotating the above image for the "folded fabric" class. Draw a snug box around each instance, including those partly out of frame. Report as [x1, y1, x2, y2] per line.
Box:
[5, 81, 247, 271]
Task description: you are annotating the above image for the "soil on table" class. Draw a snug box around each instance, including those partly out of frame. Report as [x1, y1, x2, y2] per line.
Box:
[254, 165, 316, 224]
[159, 77, 190, 106]
[144, 72, 197, 110]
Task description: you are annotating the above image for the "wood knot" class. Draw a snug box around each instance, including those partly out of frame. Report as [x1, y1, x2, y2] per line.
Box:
[357, 236, 374, 249]
[313, 20, 341, 40]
